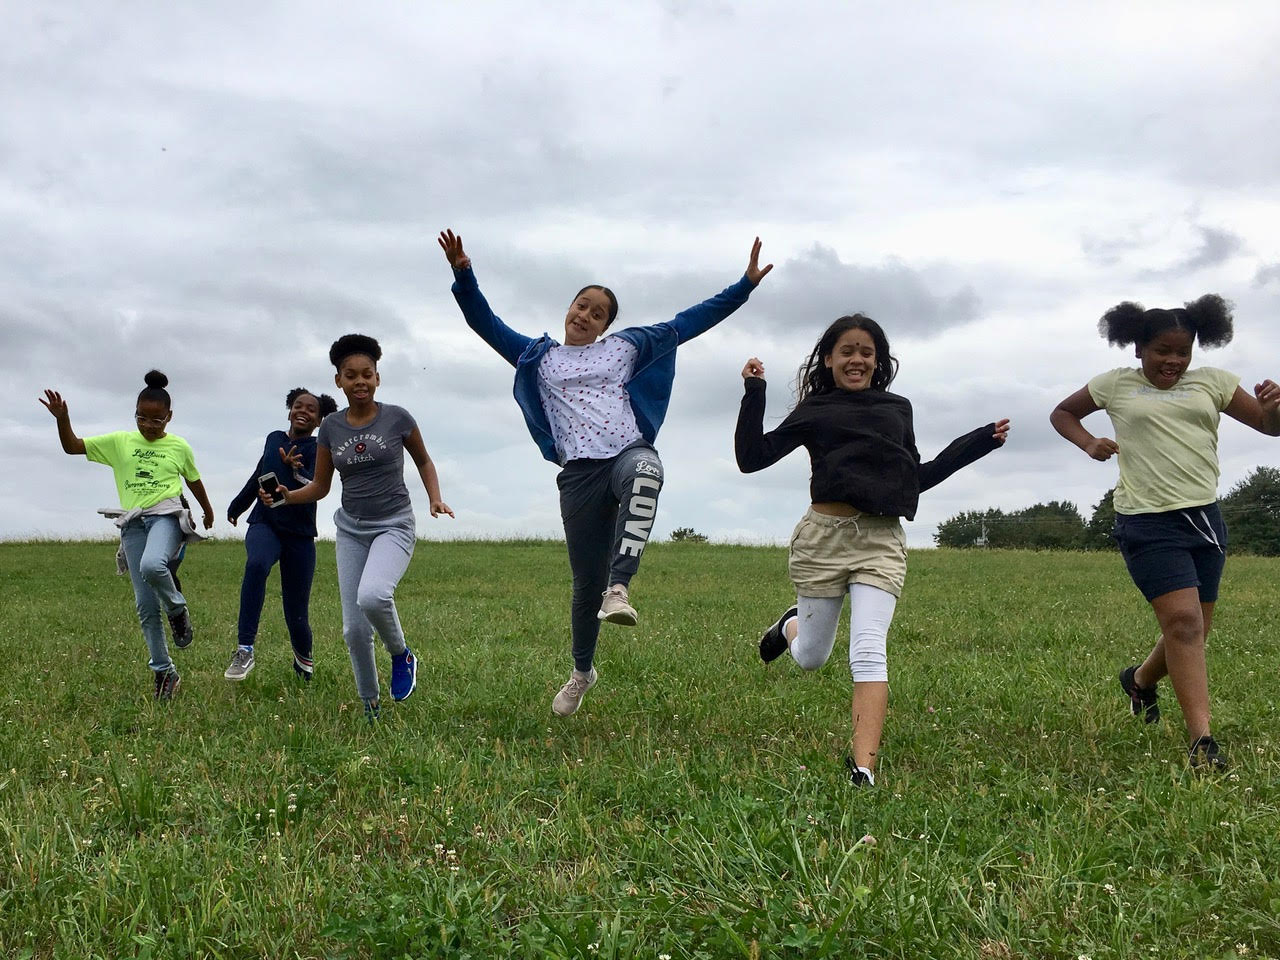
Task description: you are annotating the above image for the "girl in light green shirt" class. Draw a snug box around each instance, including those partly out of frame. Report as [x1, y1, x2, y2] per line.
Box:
[1051, 295, 1280, 771]
[41, 370, 214, 701]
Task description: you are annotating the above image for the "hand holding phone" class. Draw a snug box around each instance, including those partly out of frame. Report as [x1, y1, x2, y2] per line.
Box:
[258, 472, 287, 508]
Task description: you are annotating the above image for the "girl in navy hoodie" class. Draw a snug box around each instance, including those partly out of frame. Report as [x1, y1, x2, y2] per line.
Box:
[225, 387, 338, 681]
[440, 229, 771, 717]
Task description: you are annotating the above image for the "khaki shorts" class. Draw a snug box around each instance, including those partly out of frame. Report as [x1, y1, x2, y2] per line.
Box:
[787, 508, 907, 598]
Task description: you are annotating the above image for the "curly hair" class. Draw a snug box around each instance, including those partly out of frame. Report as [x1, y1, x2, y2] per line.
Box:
[285, 387, 339, 418]
[795, 315, 898, 405]
[1098, 294, 1234, 349]
[137, 369, 171, 409]
[328, 334, 382, 370]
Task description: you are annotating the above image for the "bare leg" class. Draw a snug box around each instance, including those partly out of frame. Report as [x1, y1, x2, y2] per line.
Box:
[1144, 588, 1211, 741]
[1135, 601, 1215, 688]
[851, 681, 889, 772]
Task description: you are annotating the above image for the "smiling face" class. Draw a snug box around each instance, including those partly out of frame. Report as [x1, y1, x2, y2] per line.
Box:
[823, 327, 878, 392]
[563, 288, 613, 346]
[288, 392, 322, 436]
[335, 354, 379, 406]
[134, 399, 171, 441]
[1138, 328, 1194, 389]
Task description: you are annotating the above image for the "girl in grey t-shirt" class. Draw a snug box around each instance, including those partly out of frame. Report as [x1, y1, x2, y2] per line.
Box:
[266, 334, 453, 717]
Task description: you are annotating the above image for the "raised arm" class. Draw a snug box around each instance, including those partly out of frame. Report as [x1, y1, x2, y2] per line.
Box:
[734, 359, 806, 473]
[918, 419, 1009, 492]
[39, 390, 86, 455]
[405, 427, 454, 519]
[1050, 386, 1119, 461]
[1223, 379, 1280, 436]
[669, 238, 773, 344]
[439, 228, 534, 366]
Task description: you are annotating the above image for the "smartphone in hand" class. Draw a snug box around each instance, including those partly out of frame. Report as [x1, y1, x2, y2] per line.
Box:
[258, 472, 286, 508]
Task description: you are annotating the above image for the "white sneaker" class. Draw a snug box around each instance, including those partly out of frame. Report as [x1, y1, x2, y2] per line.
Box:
[552, 668, 598, 717]
[224, 647, 255, 681]
[597, 584, 637, 626]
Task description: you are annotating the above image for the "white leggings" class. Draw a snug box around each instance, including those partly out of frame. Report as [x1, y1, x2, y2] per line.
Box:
[790, 583, 897, 683]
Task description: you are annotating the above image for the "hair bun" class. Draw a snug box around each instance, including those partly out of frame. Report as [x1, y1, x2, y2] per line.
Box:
[144, 369, 169, 389]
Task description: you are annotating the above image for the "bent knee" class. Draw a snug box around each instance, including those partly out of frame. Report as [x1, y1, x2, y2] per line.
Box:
[791, 646, 828, 671]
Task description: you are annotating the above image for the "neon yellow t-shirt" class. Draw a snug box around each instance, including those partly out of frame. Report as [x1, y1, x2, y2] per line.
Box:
[1087, 366, 1239, 515]
[83, 431, 201, 511]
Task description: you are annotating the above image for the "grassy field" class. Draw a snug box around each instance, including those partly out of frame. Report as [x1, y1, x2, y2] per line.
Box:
[0, 539, 1277, 959]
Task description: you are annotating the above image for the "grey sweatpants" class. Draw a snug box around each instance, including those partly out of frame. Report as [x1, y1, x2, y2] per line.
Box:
[334, 507, 415, 702]
[556, 442, 664, 672]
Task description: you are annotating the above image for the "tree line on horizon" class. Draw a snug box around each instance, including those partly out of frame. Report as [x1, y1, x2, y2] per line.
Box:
[934, 466, 1280, 555]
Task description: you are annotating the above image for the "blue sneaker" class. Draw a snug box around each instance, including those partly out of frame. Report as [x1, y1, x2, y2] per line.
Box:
[390, 648, 417, 702]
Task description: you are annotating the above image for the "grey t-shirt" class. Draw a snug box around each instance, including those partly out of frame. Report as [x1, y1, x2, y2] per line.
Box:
[317, 403, 417, 519]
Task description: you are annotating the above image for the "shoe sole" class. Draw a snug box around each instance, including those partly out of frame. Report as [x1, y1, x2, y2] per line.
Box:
[598, 608, 638, 626]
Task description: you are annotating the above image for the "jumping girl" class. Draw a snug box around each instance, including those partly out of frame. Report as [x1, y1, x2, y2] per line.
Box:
[439, 228, 771, 717]
[1050, 295, 1280, 770]
[40, 371, 215, 700]
[736, 317, 1008, 785]
[262, 335, 453, 717]
[226, 387, 339, 682]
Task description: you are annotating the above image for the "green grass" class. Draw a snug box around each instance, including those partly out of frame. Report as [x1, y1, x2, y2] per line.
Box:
[1, 540, 1278, 959]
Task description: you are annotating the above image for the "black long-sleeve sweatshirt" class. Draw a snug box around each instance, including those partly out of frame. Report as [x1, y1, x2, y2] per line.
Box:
[734, 378, 1000, 520]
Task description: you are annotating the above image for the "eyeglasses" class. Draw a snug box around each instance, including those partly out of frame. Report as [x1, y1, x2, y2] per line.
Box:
[135, 414, 168, 428]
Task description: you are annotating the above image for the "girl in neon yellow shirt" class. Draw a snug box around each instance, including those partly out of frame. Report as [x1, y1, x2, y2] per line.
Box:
[40, 370, 214, 701]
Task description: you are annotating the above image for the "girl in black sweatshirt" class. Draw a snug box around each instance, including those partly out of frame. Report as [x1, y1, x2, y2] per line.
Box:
[735, 314, 1008, 786]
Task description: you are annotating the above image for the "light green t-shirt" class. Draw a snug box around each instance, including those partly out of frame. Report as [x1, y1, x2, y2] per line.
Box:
[83, 431, 201, 510]
[1087, 366, 1239, 515]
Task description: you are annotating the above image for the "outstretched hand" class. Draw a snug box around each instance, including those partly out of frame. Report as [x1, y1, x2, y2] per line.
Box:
[438, 229, 470, 271]
[39, 389, 68, 418]
[430, 500, 455, 519]
[992, 419, 1011, 445]
[745, 237, 772, 285]
[742, 357, 765, 380]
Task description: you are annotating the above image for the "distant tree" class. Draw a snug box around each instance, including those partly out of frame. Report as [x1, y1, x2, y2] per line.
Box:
[1220, 466, 1280, 555]
[936, 501, 1087, 550]
[935, 509, 1003, 548]
[1083, 487, 1117, 551]
[669, 526, 708, 543]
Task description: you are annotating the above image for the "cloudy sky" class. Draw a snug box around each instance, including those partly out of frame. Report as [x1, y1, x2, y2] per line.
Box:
[5, 2, 1280, 547]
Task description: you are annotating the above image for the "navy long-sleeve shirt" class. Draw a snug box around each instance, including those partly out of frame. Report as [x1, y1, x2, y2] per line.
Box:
[735, 378, 1000, 520]
[227, 430, 320, 538]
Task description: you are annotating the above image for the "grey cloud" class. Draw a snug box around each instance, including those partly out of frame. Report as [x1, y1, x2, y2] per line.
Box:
[1254, 263, 1280, 287]
[1143, 226, 1244, 279]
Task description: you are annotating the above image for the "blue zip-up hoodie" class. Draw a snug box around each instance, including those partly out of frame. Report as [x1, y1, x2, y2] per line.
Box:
[227, 430, 320, 538]
[450, 266, 759, 465]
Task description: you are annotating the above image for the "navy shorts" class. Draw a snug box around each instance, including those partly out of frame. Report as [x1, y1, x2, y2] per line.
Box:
[1112, 503, 1228, 603]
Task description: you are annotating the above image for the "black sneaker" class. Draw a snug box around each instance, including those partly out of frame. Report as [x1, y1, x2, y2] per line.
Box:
[153, 668, 181, 701]
[1119, 665, 1159, 723]
[293, 653, 314, 683]
[1189, 735, 1227, 773]
[364, 698, 381, 722]
[844, 756, 874, 787]
[759, 606, 797, 663]
[168, 608, 194, 649]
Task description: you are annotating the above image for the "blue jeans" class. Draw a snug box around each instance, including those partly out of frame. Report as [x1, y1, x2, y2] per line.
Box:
[119, 514, 187, 673]
[236, 522, 316, 660]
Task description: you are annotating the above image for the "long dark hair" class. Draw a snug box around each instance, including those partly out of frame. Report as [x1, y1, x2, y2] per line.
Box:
[795, 315, 898, 404]
[1098, 294, 1234, 349]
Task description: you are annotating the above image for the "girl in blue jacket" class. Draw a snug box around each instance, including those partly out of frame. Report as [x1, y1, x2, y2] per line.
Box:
[225, 387, 338, 682]
[439, 229, 771, 716]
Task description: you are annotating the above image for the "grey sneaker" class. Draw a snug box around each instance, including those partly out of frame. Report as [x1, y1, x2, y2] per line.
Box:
[597, 585, 637, 626]
[153, 668, 181, 701]
[224, 647, 256, 681]
[552, 668, 598, 717]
